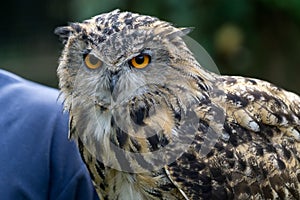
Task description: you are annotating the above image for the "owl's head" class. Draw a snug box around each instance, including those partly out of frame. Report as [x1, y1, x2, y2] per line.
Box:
[55, 9, 212, 107]
[55, 10, 215, 172]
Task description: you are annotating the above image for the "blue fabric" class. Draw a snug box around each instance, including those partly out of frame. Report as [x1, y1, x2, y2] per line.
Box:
[0, 70, 99, 200]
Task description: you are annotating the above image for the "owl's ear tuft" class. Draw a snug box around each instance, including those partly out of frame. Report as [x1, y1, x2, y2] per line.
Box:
[54, 26, 74, 44]
[165, 27, 194, 41]
[179, 27, 194, 35]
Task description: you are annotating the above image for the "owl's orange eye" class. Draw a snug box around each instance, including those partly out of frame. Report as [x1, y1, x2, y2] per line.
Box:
[130, 54, 151, 69]
[84, 53, 102, 69]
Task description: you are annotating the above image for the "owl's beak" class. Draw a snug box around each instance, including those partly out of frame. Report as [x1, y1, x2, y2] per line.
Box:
[110, 73, 120, 93]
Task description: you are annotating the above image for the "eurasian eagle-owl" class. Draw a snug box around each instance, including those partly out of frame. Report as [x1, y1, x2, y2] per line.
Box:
[55, 10, 300, 200]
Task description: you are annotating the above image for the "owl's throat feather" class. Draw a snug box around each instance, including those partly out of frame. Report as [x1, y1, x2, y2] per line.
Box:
[74, 87, 200, 173]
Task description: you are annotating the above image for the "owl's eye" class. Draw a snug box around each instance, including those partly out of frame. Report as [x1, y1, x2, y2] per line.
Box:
[84, 53, 102, 69]
[129, 54, 151, 69]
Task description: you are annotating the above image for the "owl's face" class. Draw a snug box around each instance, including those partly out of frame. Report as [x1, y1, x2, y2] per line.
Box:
[56, 10, 212, 171]
[56, 9, 205, 108]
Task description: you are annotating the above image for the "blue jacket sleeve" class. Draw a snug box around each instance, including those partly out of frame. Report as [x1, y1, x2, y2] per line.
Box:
[0, 70, 99, 200]
[49, 107, 99, 200]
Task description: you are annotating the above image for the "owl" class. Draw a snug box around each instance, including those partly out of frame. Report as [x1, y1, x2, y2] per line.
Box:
[55, 10, 300, 200]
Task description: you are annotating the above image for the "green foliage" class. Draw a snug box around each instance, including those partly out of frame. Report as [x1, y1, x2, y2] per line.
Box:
[261, 0, 300, 21]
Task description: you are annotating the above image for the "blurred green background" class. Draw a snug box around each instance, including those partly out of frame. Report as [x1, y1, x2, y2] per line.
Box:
[1, 0, 299, 93]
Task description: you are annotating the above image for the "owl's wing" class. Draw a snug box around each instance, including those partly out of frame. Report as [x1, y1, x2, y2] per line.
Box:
[165, 76, 300, 199]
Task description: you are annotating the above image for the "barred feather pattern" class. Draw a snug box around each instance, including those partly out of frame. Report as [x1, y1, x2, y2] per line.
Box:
[56, 10, 300, 200]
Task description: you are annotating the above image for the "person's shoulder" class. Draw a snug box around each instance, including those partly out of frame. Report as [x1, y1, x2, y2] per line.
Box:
[0, 69, 25, 83]
[0, 70, 61, 110]
[0, 70, 99, 200]
[0, 69, 66, 138]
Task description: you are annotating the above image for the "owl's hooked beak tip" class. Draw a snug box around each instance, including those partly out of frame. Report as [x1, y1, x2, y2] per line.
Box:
[110, 73, 120, 93]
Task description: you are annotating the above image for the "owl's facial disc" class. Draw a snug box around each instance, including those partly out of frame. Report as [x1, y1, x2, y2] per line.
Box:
[93, 50, 152, 108]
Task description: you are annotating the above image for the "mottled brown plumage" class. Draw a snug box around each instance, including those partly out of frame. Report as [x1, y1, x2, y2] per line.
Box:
[55, 10, 300, 200]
